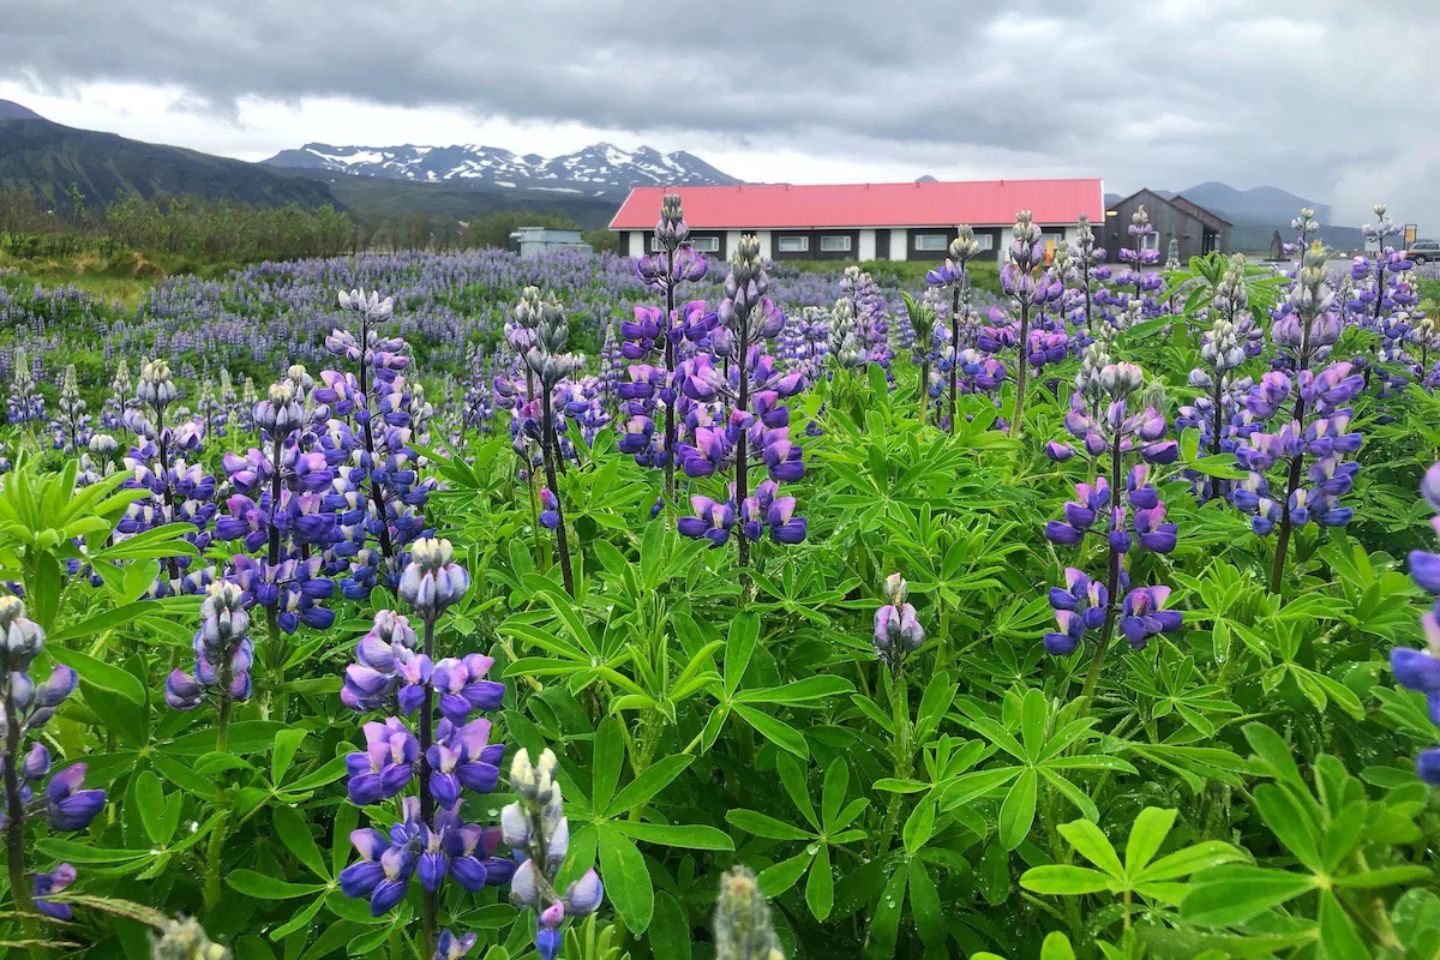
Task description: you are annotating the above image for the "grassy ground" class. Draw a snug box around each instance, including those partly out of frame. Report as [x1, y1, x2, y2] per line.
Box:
[0, 247, 246, 310]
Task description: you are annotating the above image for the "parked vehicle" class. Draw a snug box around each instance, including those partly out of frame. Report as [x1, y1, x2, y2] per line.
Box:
[1406, 239, 1440, 262]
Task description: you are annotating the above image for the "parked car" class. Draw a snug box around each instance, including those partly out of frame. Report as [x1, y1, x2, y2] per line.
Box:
[1406, 239, 1440, 263]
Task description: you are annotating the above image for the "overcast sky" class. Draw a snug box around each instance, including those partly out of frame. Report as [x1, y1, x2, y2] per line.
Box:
[1, 0, 1434, 226]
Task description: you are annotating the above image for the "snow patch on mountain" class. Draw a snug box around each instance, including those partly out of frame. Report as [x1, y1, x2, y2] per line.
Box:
[262, 141, 742, 198]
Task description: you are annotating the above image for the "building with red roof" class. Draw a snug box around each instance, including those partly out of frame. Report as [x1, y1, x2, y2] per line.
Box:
[609, 178, 1104, 262]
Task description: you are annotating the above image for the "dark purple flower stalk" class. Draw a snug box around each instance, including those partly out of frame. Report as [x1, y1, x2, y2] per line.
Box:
[1234, 242, 1361, 593]
[676, 236, 807, 568]
[340, 541, 511, 960]
[0, 598, 103, 936]
[164, 580, 254, 750]
[48, 365, 92, 455]
[502, 748, 604, 960]
[1000, 211, 1057, 441]
[1043, 364, 1182, 704]
[1390, 463, 1440, 784]
[1061, 214, 1108, 331]
[5, 349, 44, 431]
[315, 288, 434, 596]
[119, 358, 218, 595]
[516, 288, 583, 596]
[634, 193, 708, 507]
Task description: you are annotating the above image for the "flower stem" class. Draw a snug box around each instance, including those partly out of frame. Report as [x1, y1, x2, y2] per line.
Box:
[540, 394, 575, 596]
[3, 696, 45, 960]
[1012, 300, 1030, 443]
[1078, 441, 1124, 713]
[419, 618, 438, 960]
[1268, 394, 1308, 595]
[663, 267, 678, 509]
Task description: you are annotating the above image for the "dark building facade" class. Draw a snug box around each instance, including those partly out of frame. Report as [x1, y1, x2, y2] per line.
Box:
[1103, 189, 1230, 262]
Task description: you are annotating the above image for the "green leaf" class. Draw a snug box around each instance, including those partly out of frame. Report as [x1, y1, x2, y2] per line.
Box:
[648, 891, 692, 960]
[1058, 818, 1124, 877]
[726, 808, 813, 841]
[1252, 783, 1322, 871]
[863, 864, 907, 960]
[1335, 865, 1432, 889]
[805, 844, 834, 920]
[165, 721, 286, 756]
[999, 767, 1038, 851]
[1040, 932, 1077, 960]
[1318, 890, 1369, 960]
[1124, 807, 1177, 874]
[597, 824, 653, 933]
[1019, 687, 1047, 760]
[134, 770, 171, 845]
[725, 612, 759, 697]
[1181, 867, 1317, 925]
[48, 645, 146, 705]
[1242, 723, 1304, 786]
[739, 675, 854, 705]
[907, 859, 945, 948]
[902, 798, 935, 855]
[33, 837, 146, 863]
[734, 704, 808, 757]
[606, 755, 693, 817]
[757, 852, 813, 896]
[271, 728, 308, 785]
[591, 716, 625, 815]
[1020, 865, 1114, 896]
[1140, 841, 1248, 882]
[612, 821, 734, 851]
[273, 805, 329, 880]
[225, 869, 326, 900]
[266, 891, 327, 941]
[821, 759, 849, 829]
[149, 752, 215, 796]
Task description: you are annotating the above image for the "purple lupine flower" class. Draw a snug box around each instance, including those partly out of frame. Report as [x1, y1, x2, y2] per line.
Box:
[46, 764, 107, 830]
[31, 863, 77, 921]
[1391, 462, 1440, 783]
[504, 748, 603, 959]
[873, 573, 924, 668]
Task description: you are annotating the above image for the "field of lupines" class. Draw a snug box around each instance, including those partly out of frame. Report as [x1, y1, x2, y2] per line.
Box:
[0, 196, 1439, 960]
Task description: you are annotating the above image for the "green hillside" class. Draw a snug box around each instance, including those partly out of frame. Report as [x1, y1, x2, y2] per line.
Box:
[0, 116, 339, 209]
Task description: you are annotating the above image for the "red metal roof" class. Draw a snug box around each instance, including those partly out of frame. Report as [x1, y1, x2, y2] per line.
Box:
[609, 179, 1104, 230]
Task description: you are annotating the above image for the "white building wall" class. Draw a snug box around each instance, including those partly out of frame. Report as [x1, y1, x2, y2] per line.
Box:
[725, 230, 742, 258]
[755, 230, 773, 261]
[858, 229, 876, 261]
[889, 228, 908, 261]
[628, 231, 645, 257]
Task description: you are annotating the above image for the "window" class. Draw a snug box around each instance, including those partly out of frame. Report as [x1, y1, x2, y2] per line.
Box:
[1141, 232, 1159, 252]
[914, 233, 948, 251]
[649, 234, 720, 253]
[777, 235, 810, 253]
[819, 235, 852, 253]
[973, 233, 995, 251]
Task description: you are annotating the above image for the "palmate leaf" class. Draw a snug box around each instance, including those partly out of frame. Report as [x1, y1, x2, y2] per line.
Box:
[1181, 865, 1318, 925]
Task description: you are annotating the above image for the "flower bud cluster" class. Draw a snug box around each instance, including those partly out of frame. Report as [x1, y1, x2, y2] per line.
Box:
[503, 747, 604, 960]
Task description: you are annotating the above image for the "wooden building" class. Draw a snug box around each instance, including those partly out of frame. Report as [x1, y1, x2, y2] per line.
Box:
[1102, 189, 1230, 261]
[609, 179, 1105, 263]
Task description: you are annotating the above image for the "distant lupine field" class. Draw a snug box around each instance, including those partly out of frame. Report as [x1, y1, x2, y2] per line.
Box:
[1, 199, 1440, 960]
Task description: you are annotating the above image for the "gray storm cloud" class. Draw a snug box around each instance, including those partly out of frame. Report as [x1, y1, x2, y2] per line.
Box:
[1, 0, 1434, 225]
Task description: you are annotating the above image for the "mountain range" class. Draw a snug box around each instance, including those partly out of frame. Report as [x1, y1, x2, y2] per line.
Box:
[0, 101, 337, 209]
[262, 142, 740, 200]
[0, 98, 1367, 250]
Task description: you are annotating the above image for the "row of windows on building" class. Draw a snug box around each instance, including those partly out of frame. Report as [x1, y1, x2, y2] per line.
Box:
[645, 231, 1090, 255]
